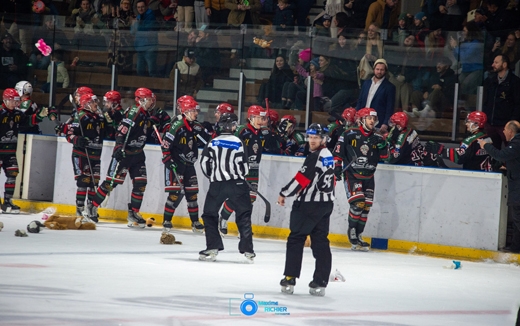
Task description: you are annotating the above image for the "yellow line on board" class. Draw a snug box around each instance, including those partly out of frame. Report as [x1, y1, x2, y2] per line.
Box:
[16, 200, 519, 264]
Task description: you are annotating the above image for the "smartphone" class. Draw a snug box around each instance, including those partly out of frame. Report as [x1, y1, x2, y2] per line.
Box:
[495, 37, 501, 43]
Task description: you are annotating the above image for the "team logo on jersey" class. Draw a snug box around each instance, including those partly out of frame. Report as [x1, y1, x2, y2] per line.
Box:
[360, 144, 369, 155]
[188, 139, 193, 149]
[321, 156, 334, 167]
[252, 143, 259, 154]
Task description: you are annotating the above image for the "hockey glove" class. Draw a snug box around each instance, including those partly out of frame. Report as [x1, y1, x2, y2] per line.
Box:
[48, 106, 58, 121]
[75, 136, 89, 148]
[168, 160, 178, 172]
[149, 115, 160, 126]
[112, 146, 126, 162]
[202, 121, 214, 133]
[334, 165, 343, 181]
[367, 134, 387, 149]
[425, 141, 444, 156]
[37, 107, 49, 121]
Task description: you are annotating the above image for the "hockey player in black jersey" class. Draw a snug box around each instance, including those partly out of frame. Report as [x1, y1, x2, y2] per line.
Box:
[199, 113, 255, 262]
[15, 81, 57, 134]
[278, 123, 335, 296]
[0, 89, 48, 213]
[334, 108, 388, 251]
[161, 98, 210, 233]
[202, 102, 234, 138]
[102, 91, 124, 141]
[327, 107, 356, 151]
[66, 93, 106, 220]
[88, 88, 155, 227]
[278, 115, 306, 156]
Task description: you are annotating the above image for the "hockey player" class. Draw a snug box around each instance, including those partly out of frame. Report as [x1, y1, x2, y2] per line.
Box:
[202, 102, 234, 138]
[0, 89, 48, 213]
[426, 111, 493, 171]
[263, 109, 283, 155]
[334, 108, 388, 251]
[327, 107, 356, 151]
[102, 90, 124, 141]
[386, 112, 441, 167]
[199, 112, 255, 262]
[66, 93, 106, 220]
[218, 105, 268, 235]
[147, 103, 172, 145]
[161, 98, 210, 233]
[15, 81, 57, 134]
[278, 115, 306, 156]
[87, 88, 155, 227]
[278, 123, 335, 296]
[56, 86, 94, 136]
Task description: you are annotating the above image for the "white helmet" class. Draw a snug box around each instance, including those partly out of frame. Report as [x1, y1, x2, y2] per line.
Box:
[15, 81, 33, 97]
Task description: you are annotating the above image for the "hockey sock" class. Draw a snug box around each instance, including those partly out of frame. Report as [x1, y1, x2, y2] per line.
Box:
[87, 188, 96, 202]
[220, 201, 234, 221]
[76, 187, 87, 207]
[130, 191, 143, 210]
[187, 201, 199, 222]
[163, 194, 177, 222]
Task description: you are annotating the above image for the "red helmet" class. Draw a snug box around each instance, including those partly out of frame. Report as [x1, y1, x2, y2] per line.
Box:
[356, 108, 378, 129]
[247, 105, 267, 119]
[268, 110, 279, 124]
[177, 95, 194, 107]
[135, 88, 155, 110]
[389, 112, 409, 129]
[104, 91, 121, 104]
[280, 114, 297, 125]
[79, 93, 99, 108]
[466, 111, 487, 129]
[341, 107, 357, 125]
[215, 103, 234, 114]
[3, 88, 21, 101]
[74, 86, 93, 98]
[179, 99, 200, 114]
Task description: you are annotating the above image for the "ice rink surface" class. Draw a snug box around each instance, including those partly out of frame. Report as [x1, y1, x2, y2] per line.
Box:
[0, 212, 519, 326]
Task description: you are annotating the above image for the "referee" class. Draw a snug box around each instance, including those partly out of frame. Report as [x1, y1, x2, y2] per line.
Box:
[278, 123, 335, 296]
[199, 113, 255, 262]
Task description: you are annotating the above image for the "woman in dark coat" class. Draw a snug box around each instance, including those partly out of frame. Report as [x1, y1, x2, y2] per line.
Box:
[257, 55, 294, 108]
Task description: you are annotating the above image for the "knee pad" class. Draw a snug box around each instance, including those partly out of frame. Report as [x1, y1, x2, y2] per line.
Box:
[6, 167, 18, 178]
[132, 179, 147, 195]
[349, 199, 365, 216]
[77, 175, 91, 188]
[166, 193, 180, 209]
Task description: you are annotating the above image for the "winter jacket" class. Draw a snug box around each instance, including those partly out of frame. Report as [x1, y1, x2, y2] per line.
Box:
[131, 8, 159, 51]
[483, 71, 520, 126]
[205, 0, 226, 10]
[365, 0, 399, 31]
[225, 0, 261, 26]
[453, 39, 484, 73]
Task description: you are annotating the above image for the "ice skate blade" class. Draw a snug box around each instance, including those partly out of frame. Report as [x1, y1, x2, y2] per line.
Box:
[199, 254, 217, 262]
[127, 222, 146, 228]
[192, 227, 204, 234]
[309, 287, 326, 296]
[351, 245, 370, 252]
[281, 285, 294, 294]
[2, 208, 20, 214]
[163, 227, 172, 233]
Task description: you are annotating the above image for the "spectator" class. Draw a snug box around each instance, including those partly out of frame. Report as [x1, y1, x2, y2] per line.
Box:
[194, 0, 209, 29]
[170, 48, 204, 98]
[0, 33, 28, 89]
[131, 0, 159, 77]
[29, 17, 69, 70]
[177, 0, 195, 32]
[70, 0, 97, 35]
[481, 0, 511, 40]
[281, 48, 310, 109]
[320, 54, 358, 118]
[356, 58, 396, 132]
[346, 0, 376, 29]
[492, 32, 520, 68]
[274, 0, 293, 32]
[314, 14, 332, 38]
[392, 12, 412, 46]
[293, 0, 313, 31]
[365, 0, 400, 32]
[365, 23, 384, 64]
[329, 32, 360, 85]
[478, 120, 520, 254]
[294, 57, 324, 111]
[204, 0, 229, 27]
[410, 56, 456, 118]
[41, 50, 70, 93]
[225, 0, 261, 26]
[424, 28, 445, 62]
[257, 55, 293, 108]
[438, 0, 470, 32]
[410, 12, 429, 48]
[450, 21, 484, 95]
[332, 12, 349, 38]
[483, 54, 520, 149]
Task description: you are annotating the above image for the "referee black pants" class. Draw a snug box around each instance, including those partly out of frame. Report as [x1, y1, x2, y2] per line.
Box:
[283, 201, 333, 287]
[201, 179, 253, 253]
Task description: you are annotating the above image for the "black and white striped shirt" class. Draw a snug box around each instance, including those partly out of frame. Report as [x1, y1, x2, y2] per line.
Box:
[200, 133, 249, 182]
[280, 146, 335, 202]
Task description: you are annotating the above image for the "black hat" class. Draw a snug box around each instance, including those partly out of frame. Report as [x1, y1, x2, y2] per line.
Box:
[218, 113, 238, 132]
[1, 33, 13, 41]
[184, 48, 196, 59]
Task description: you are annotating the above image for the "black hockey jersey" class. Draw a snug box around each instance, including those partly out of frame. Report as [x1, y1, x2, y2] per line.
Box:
[235, 123, 266, 169]
[386, 127, 434, 166]
[443, 131, 492, 171]
[115, 105, 150, 155]
[66, 109, 106, 160]
[0, 104, 42, 155]
[326, 120, 344, 151]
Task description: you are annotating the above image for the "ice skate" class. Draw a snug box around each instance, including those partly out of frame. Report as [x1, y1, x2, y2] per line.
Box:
[1, 198, 20, 214]
[162, 220, 172, 232]
[244, 252, 256, 264]
[127, 204, 146, 228]
[191, 220, 204, 233]
[280, 276, 296, 294]
[357, 233, 370, 252]
[81, 211, 95, 224]
[219, 217, 228, 236]
[76, 206, 85, 217]
[199, 249, 218, 261]
[85, 201, 98, 223]
[308, 281, 326, 297]
[348, 227, 359, 251]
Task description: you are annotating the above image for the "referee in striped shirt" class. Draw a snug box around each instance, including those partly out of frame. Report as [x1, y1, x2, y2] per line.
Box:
[199, 113, 255, 262]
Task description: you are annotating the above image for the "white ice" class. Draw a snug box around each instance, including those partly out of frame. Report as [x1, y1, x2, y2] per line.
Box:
[1, 212, 519, 326]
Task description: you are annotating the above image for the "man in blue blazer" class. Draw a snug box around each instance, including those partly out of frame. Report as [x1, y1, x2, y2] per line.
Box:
[356, 59, 396, 133]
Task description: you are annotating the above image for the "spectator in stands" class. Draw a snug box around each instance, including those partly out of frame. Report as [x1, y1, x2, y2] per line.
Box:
[450, 21, 484, 95]
[424, 28, 445, 62]
[294, 57, 324, 111]
[392, 12, 412, 46]
[478, 120, 520, 254]
[194, 0, 209, 30]
[356, 58, 395, 132]
[118, 0, 136, 24]
[177, 0, 195, 32]
[344, 0, 376, 29]
[170, 48, 204, 97]
[70, 0, 97, 35]
[314, 14, 332, 38]
[483, 54, 520, 149]
[481, 0, 511, 40]
[0, 33, 28, 89]
[410, 12, 429, 48]
[257, 55, 293, 108]
[293, 0, 313, 31]
[274, 0, 293, 32]
[225, 0, 261, 26]
[365, 0, 400, 33]
[132, 0, 159, 77]
[437, 0, 470, 32]
[332, 12, 349, 39]
[41, 50, 70, 93]
[205, 0, 229, 27]
[492, 32, 520, 68]
[282, 48, 309, 109]
[410, 56, 456, 118]
[363, 23, 384, 69]
[29, 17, 69, 70]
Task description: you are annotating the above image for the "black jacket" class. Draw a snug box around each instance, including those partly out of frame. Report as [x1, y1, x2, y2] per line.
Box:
[484, 133, 520, 206]
[483, 71, 520, 126]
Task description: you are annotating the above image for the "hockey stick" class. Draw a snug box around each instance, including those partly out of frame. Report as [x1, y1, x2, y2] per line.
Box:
[76, 111, 97, 192]
[153, 125, 185, 196]
[246, 181, 271, 223]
